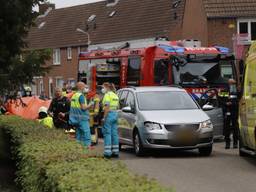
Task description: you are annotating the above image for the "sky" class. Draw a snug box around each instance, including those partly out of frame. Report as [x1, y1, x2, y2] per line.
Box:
[48, 0, 104, 8]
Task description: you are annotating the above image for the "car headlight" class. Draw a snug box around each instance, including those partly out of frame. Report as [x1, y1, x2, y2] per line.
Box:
[200, 120, 213, 129]
[144, 122, 162, 131]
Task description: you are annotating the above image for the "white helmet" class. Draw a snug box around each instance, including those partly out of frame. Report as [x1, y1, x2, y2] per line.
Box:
[38, 106, 48, 114]
[24, 86, 32, 92]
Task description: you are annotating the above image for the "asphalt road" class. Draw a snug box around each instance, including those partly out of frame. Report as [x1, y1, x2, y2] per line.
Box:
[119, 142, 256, 192]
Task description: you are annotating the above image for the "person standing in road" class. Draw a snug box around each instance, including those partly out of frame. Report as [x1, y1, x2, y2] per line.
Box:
[48, 87, 70, 129]
[224, 79, 239, 149]
[101, 83, 120, 158]
[69, 82, 93, 147]
[86, 87, 101, 145]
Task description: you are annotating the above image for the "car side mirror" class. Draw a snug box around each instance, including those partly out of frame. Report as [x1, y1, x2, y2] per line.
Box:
[122, 106, 133, 113]
[202, 104, 214, 111]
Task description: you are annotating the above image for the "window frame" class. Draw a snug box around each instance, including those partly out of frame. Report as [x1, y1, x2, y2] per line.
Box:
[49, 77, 53, 99]
[39, 78, 44, 94]
[119, 90, 128, 109]
[237, 19, 256, 42]
[53, 48, 61, 65]
[127, 56, 141, 86]
[125, 91, 136, 112]
[55, 77, 64, 89]
[67, 47, 72, 60]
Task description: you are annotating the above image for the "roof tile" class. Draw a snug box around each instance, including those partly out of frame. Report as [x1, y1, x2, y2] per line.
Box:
[26, 0, 186, 49]
[203, 0, 256, 18]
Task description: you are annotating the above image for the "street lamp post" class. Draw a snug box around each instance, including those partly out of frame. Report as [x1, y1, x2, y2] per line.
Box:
[76, 28, 91, 45]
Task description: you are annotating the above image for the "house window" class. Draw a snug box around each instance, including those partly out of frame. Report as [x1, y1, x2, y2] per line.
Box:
[239, 22, 248, 34]
[56, 77, 64, 89]
[68, 79, 76, 88]
[39, 78, 44, 94]
[251, 22, 256, 40]
[49, 78, 53, 99]
[67, 47, 72, 60]
[238, 19, 256, 42]
[106, 0, 119, 6]
[53, 48, 61, 65]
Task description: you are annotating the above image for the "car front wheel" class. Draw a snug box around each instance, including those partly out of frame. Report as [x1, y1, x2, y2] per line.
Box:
[133, 131, 145, 156]
[198, 145, 212, 156]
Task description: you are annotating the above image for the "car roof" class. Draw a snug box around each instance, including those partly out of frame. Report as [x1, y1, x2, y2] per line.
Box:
[119, 86, 186, 93]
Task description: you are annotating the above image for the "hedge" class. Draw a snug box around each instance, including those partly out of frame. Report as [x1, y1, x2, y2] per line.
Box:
[0, 116, 173, 192]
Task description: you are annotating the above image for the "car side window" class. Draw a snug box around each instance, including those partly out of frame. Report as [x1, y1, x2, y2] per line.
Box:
[119, 91, 128, 109]
[125, 91, 136, 111]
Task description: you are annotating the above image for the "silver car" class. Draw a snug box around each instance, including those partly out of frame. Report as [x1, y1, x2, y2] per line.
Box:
[117, 87, 214, 156]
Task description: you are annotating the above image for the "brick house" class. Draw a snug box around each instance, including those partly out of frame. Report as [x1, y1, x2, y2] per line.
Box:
[27, 0, 185, 97]
[170, 0, 256, 55]
[27, 0, 256, 97]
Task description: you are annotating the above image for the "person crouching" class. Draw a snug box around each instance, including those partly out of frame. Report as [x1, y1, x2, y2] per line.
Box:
[38, 106, 54, 129]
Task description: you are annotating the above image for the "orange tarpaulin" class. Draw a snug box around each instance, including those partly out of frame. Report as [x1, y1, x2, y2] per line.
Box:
[6, 97, 51, 120]
[6, 91, 94, 120]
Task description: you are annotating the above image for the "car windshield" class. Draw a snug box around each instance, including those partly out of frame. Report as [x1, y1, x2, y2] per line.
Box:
[137, 91, 199, 111]
[172, 60, 234, 86]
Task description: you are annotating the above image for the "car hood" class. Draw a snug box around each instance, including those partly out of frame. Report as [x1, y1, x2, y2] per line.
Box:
[140, 109, 209, 124]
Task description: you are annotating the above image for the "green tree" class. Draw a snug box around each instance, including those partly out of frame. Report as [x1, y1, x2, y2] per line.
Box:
[0, 0, 50, 97]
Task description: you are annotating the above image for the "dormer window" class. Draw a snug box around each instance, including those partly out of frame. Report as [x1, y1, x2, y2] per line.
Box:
[107, 0, 115, 3]
[38, 22, 46, 29]
[106, 0, 119, 7]
[172, 0, 181, 9]
[109, 11, 117, 17]
[88, 14, 96, 22]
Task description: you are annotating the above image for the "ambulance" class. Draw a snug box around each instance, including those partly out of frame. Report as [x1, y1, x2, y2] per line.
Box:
[239, 42, 256, 156]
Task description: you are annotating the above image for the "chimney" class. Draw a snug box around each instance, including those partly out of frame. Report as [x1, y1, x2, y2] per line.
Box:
[39, 3, 55, 15]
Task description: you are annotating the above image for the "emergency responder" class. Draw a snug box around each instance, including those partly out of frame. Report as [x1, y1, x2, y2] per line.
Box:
[88, 88, 101, 145]
[69, 82, 93, 147]
[223, 79, 239, 149]
[101, 82, 120, 158]
[38, 106, 54, 128]
[48, 88, 70, 129]
[24, 86, 32, 97]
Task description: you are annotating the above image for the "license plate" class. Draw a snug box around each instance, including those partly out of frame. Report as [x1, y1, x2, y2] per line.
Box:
[177, 131, 195, 143]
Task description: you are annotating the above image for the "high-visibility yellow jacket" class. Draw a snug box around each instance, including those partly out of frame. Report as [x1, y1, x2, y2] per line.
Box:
[102, 91, 119, 110]
[38, 116, 54, 128]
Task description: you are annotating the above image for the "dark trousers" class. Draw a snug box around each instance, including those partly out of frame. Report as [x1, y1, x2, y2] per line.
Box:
[224, 107, 239, 144]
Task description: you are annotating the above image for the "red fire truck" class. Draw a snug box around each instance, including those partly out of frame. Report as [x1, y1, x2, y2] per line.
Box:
[78, 40, 237, 98]
[78, 40, 237, 138]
